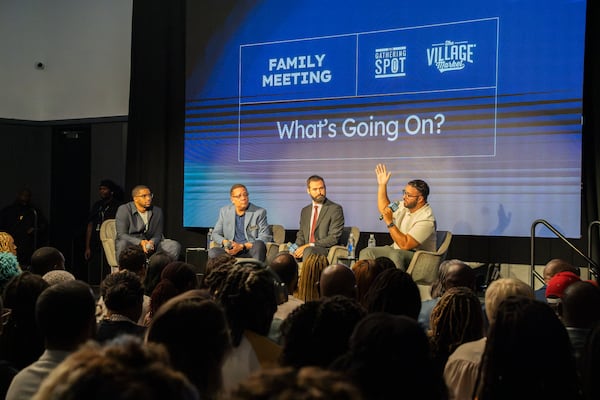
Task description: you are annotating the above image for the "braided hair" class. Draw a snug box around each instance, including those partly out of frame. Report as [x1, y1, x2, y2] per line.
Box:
[428, 286, 484, 375]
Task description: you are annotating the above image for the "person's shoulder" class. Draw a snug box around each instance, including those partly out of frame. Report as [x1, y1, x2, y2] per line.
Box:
[247, 203, 266, 212]
[324, 198, 343, 209]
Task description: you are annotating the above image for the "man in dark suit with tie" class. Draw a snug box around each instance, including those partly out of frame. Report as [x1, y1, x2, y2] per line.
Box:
[290, 175, 345, 261]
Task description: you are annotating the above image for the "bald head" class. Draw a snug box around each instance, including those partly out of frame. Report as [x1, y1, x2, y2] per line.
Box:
[319, 264, 357, 299]
[269, 252, 299, 292]
[543, 259, 578, 283]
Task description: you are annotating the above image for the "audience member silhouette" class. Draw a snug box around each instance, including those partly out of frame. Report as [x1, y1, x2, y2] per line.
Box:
[0, 295, 18, 399]
[475, 295, 582, 400]
[203, 253, 236, 287]
[331, 313, 448, 400]
[351, 258, 385, 306]
[0, 252, 21, 294]
[428, 286, 484, 377]
[213, 260, 280, 393]
[143, 251, 174, 296]
[534, 258, 579, 301]
[419, 259, 476, 330]
[230, 366, 363, 400]
[0, 232, 17, 256]
[146, 290, 231, 400]
[280, 295, 366, 369]
[319, 264, 357, 299]
[0, 188, 48, 267]
[96, 270, 146, 343]
[295, 253, 328, 302]
[29, 246, 65, 276]
[373, 256, 397, 271]
[580, 320, 600, 400]
[558, 280, 600, 373]
[6, 280, 96, 400]
[363, 268, 421, 319]
[147, 261, 198, 324]
[444, 277, 533, 400]
[0, 272, 49, 370]
[96, 245, 150, 324]
[33, 336, 199, 400]
[268, 252, 303, 344]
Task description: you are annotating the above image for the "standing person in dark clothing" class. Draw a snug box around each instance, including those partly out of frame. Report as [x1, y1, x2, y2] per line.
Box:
[0, 188, 48, 268]
[84, 180, 123, 283]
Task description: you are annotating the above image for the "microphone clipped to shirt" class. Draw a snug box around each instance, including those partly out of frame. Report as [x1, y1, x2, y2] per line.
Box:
[379, 201, 400, 220]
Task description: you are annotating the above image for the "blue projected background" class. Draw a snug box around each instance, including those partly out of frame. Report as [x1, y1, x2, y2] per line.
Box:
[184, 0, 586, 238]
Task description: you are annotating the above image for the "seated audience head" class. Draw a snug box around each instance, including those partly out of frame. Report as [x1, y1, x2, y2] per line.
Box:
[545, 270, 581, 311]
[118, 245, 148, 278]
[484, 277, 533, 324]
[364, 268, 421, 319]
[296, 253, 328, 302]
[29, 246, 65, 276]
[204, 259, 236, 296]
[149, 261, 198, 319]
[146, 290, 231, 399]
[476, 295, 580, 399]
[36, 280, 96, 350]
[559, 280, 600, 329]
[1, 271, 49, 369]
[319, 264, 357, 299]
[229, 366, 362, 400]
[33, 336, 199, 400]
[269, 252, 299, 293]
[430, 259, 476, 298]
[144, 251, 174, 296]
[332, 313, 447, 400]
[0, 232, 17, 256]
[351, 258, 384, 306]
[0, 252, 21, 292]
[101, 270, 145, 323]
[429, 286, 484, 374]
[280, 295, 366, 369]
[581, 320, 600, 400]
[213, 259, 278, 346]
[543, 258, 579, 283]
[42, 269, 75, 286]
[373, 256, 397, 271]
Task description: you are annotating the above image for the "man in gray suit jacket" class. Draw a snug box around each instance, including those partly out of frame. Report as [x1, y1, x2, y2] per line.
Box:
[208, 184, 272, 262]
[290, 175, 345, 261]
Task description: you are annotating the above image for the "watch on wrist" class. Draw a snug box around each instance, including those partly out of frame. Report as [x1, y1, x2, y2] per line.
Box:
[387, 222, 395, 228]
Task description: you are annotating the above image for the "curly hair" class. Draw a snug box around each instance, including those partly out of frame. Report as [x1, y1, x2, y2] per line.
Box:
[364, 268, 421, 319]
[0, 232, 16, 255]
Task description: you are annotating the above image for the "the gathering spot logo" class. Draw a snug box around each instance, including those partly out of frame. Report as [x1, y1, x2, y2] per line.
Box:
[374, 46, 407, 79]
[427, 40, 476, 73]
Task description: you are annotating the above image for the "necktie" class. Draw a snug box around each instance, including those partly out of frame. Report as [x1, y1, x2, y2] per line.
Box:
[309, 205, 319, 243]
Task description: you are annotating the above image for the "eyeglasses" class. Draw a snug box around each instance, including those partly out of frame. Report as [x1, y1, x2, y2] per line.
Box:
[135, 193, 154, 199]
[232, 193, 249, 199]
[402, 190, 420, 198]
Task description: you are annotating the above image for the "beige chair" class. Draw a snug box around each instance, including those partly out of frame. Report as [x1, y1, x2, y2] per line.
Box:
[99, 219, 119, 273]
[327, 226, 360, 264]
[406, 230, 452, 286]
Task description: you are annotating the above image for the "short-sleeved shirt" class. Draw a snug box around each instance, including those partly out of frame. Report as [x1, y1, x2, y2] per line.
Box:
[392, 203, 436, 251]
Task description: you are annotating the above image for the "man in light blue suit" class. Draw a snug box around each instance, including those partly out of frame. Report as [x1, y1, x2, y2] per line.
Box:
[208, 184, 272, 262]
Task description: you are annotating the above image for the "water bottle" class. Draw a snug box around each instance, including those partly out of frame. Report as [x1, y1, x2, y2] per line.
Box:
[368, 233, 376, 248]
[347, 232, 355, 258]
[206, 228, 213, 249]
[287, 242, 298, 253]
